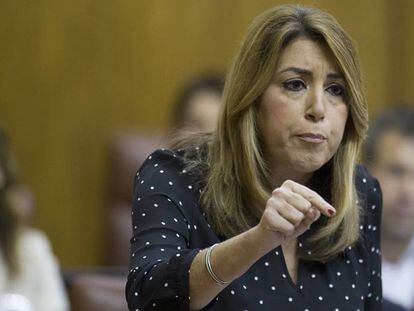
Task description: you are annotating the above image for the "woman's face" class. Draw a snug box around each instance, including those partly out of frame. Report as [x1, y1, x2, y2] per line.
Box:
[258, 37, 349, 175]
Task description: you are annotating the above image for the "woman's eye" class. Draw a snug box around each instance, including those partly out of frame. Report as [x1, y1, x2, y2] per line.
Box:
[326, 84, 345, 96]
[283, 80, 306, 92]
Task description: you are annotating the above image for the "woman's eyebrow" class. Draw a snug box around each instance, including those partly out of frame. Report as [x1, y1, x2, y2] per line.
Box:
[277, 66, 312, 76]
[277, 67, 345, 81]
[327, 72, 345, 81]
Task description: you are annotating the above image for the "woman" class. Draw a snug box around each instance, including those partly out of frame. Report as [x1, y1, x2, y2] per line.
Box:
[0, 128, 69, 310]
[126, 5, 382, 310]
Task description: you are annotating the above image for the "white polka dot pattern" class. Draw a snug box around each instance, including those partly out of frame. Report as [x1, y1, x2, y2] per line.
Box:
[126, 150, 383, 310]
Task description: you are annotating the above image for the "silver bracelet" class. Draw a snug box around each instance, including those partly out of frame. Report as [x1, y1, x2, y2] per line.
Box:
[205, 243, 230, 286]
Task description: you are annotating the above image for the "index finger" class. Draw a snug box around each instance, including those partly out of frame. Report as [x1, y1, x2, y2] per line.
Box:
[282, 180, 336, 217]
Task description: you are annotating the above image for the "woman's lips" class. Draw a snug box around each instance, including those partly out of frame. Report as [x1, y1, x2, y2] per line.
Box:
[296, 133, 327, 144]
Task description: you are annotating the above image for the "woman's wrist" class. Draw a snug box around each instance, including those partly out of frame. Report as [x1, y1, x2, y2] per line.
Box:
[248, 224, 285, 255]
[203, 225, 284, 284]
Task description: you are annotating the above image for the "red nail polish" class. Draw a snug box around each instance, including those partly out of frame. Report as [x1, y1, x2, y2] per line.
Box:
[328, 209, 335, 216]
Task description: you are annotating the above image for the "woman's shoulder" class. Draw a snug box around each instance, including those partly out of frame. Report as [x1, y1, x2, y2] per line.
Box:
[137, 146, 206, 173]
[138, 148, 185, 174]
[134, 147, 204, 201]
[135, 149, 187, 185]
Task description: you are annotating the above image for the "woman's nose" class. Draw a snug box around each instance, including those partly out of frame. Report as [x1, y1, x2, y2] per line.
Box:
[305, 89, 325, 122]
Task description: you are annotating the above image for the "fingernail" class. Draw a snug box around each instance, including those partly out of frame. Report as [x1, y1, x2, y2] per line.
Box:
[328, 209, 336, 216]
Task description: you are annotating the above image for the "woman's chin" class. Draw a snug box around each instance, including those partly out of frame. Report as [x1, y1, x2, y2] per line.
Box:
[292, 158, 327, 173]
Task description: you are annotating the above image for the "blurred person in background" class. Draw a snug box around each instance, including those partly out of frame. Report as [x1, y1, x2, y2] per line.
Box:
[170, 74, 224, 134]
[365, 106, 414, 311]
[0, 127, 69, 311]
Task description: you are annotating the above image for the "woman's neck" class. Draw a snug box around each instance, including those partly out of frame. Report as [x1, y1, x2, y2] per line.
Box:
[267, 160, 313, 188]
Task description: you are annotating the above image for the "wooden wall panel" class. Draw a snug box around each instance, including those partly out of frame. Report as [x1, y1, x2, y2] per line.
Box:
[0, 0, 410, 266]
[386, 0, 414, 104]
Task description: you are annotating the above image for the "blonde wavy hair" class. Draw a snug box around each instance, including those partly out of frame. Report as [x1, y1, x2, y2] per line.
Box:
[174, 4, 368, 262]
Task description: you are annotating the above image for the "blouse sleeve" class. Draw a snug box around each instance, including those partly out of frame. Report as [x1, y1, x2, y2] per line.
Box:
[364, 176, 383, 310]
[125, 150, 201, 311]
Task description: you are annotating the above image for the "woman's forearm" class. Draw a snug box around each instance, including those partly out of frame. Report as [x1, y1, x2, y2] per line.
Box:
[189, 225, 284, 310]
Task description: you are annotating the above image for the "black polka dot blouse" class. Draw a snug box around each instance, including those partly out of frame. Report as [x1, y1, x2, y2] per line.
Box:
[126, 149, 383, 311]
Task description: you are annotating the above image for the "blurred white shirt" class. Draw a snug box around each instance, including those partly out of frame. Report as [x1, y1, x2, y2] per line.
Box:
[382, 237, 414, 310]
[0, 229, 69, 311]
